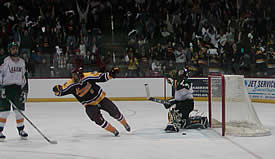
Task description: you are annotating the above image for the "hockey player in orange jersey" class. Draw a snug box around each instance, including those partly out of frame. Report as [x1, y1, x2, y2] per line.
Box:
[52, 67, 130, 136]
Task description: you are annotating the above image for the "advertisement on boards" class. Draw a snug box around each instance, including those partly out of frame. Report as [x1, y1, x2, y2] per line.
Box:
[190, 78, 208, 98]
[190, 78, 275, 103]
[244, 79, 275, 101]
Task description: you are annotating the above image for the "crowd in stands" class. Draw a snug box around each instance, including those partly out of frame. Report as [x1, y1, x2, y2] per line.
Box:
[0, 0, 274, 78]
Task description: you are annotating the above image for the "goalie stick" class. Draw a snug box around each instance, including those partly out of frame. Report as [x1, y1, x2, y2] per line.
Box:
[10, 101, 58, 144]
[144, 84, 172, 108]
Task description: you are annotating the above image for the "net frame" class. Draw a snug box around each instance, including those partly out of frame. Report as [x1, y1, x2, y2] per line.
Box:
[208, 74, 271, 137]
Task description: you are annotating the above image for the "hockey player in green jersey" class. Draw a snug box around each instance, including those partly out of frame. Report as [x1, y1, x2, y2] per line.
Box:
[53, 67, 131, 136]
[0, 42, 29, 140]
[162, 67, 208, 132]
[164, 67, 195, 132]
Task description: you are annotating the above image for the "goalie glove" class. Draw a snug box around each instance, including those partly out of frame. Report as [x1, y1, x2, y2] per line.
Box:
[53, 85, 62, 96]
[166, 78, 173, 85]
[109, 67, 120, 78]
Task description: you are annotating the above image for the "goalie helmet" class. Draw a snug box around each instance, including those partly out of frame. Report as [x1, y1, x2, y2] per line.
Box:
[71, 67, 84, 82]
[178, 67, 190, 79]
[8, 42, 19, 57]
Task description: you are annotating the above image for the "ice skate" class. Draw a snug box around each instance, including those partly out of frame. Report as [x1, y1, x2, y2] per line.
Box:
[19, 130, 28, 139]
[124, 123, 131, 132]
[0, 132, 6, 141]
[113, 130, 119, 136]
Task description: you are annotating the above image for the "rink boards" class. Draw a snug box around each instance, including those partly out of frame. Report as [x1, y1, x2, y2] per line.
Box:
[27, 78, 275, 103]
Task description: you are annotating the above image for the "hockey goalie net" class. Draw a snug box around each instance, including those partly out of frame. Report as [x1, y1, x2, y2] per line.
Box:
[208, 75, 271, 136]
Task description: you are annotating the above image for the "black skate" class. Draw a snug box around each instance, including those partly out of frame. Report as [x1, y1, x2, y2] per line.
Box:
[113, 130, 119, 136]
[124, 123, 131, 132]
[0, 132, 6, 141]
[19, 130, 28, 139]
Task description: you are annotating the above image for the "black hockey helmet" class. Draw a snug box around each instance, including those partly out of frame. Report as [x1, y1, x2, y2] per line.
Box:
[178, 67, 190, 78]
[71, 67, 84, 82]
[8, 42, 19, 57]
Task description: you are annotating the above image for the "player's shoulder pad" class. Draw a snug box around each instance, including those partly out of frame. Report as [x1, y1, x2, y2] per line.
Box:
[83, 72, 104, 78]
[18, 57, 26, 64]
[3, 56, 11, 62]
[83, 72, 96, 77]
[63, 79, 74, 88]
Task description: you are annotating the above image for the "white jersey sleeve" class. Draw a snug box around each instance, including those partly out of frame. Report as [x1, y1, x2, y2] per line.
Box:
[174, 80, 194, 101]
[0, 56, 26, 88]
[175, 87, 193, 101]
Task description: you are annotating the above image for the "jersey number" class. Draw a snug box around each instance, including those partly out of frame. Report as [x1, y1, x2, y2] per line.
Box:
[179, 81, 191, 89]
[76, 83, 94, 97]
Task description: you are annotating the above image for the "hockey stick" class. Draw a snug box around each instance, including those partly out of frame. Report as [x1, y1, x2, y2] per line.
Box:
[10, 101, 58, 144]
[144, 84, 171, 108]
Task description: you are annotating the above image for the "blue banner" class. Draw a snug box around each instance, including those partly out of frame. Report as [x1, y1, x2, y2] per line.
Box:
[245, 79, 275, 100]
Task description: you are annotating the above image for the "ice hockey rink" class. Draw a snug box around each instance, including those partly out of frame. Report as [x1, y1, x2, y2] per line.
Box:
[0, 101, 274, 159]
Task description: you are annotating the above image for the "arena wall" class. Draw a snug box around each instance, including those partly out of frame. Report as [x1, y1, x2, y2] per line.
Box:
[27, 78, 275, 103]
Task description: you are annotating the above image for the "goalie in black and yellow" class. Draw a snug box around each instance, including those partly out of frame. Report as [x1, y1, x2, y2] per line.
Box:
[164, 68, 208, 133]
[53, 67, 130, 136]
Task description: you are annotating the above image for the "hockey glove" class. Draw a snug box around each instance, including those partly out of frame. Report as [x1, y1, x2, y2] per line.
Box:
[166, 78, 173, 85]
[20, 91, 28, 103]
[53, 85, 62, 96]
[109, 67, 120, 78]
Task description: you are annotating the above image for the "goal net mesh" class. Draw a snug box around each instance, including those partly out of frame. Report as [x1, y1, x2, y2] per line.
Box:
[209, 75, 271, 136]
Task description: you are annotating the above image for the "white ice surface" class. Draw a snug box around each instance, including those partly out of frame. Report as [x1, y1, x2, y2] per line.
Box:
[0, 101, 274, 159]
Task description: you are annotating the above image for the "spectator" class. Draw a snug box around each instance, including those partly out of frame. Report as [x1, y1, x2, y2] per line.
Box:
[0, 48, 7, 63]
[174, 45, 186, 69]
[21, 51, 34, 76]
[76, 0, 90, 35]
[20, 29, 33, 57]
[255, 47, 267, 76]
[139, 50, 150, 77]
[0, 0, 273, 78]
[0, 26, 9, 51]
[127, 53, 139, 77]
[30, 49, 47, 76]
[266, 48, 275, 76]
[79, 39, 86, 57]
[240, 52, 251, 77]
[151, 60, 162, 77]
[102, 51, 112, 71]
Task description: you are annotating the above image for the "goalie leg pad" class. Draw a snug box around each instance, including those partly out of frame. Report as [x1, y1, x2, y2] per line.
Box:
[184, 116, 209, 129]
[168, 108, 182, 125]
[166, 108, 182, 133]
